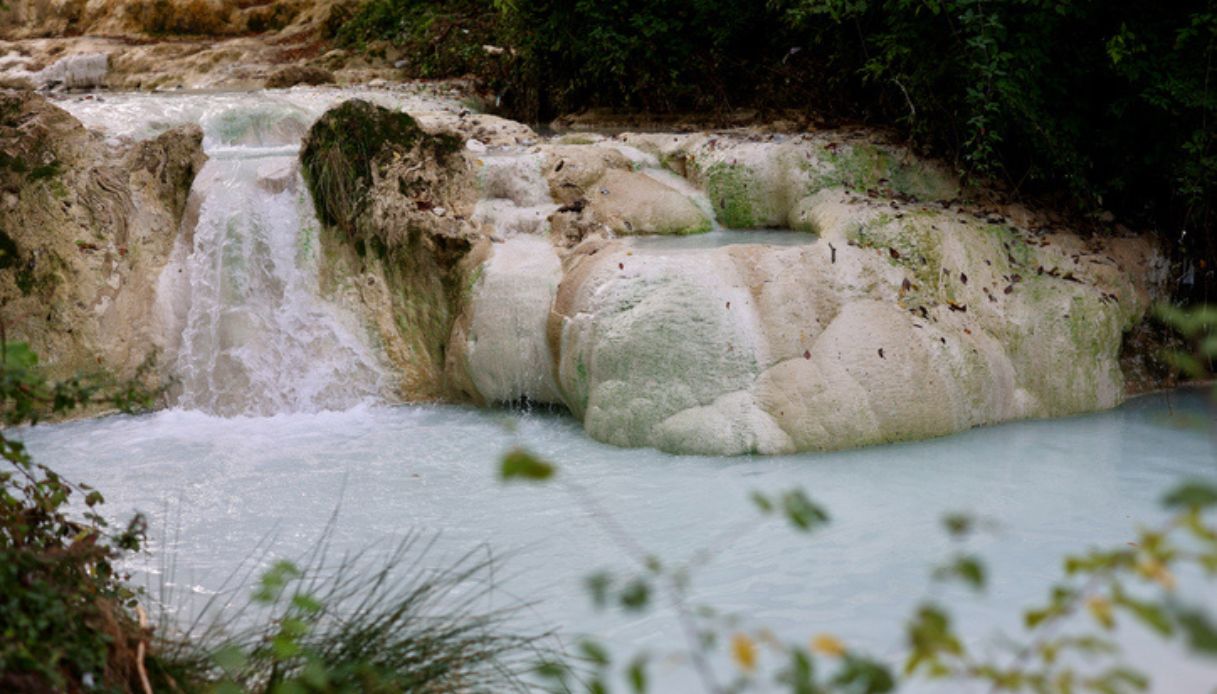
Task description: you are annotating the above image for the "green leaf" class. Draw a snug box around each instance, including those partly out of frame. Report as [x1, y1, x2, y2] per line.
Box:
[499, 448, 555, 482]
[579, 639, 611, 667]
[534, 659, 570, 684]
[782, 489, 830, 533]
[619, 578, 650, 611]
[291, 593, 323, 615]
[627, 655, 648, 693]
[1163, 481, 1217, 511]
[777, 648, 816, 694]
[253, 560, 301, 603]
[934, 554, 987, 591]
[300, 658, 330, 688]
[832, 654, 896, 693]
[1173, 605, 1217, 656]
[212, 644, 247, 673]
[585, 571, 612, 609]
[1113, 590, 1173, 637]
[942, 513, 974, 538]
[751, 491, 774, 514]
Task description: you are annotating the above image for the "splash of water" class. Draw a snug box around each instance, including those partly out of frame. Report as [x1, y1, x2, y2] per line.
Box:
[161, 153, 387, 416]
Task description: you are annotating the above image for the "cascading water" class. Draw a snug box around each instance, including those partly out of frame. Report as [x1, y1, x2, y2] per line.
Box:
[165, 149, 385, 416]
[56, 90, 456, 416]
[159, 102, 387, 415]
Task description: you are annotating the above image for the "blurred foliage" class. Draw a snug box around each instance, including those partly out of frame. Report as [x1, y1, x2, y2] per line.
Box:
[501, 437, 1217, 693]
[1, 340, 155, 692]
[494, 0, 786, 116]
[1156, 303, 1217, 381]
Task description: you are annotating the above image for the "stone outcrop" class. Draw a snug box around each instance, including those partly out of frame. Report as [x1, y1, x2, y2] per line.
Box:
[0, 1, 410, 92]
[298, 100, 1165, 454]
[301, 99, 481, 400]
[543, 191, 1161, 454]
[0, 89, 205, 388]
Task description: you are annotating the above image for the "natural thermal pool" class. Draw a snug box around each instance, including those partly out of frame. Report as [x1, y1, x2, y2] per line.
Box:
[18, 388, 1217, 692]
[20, 88, 1212, 692]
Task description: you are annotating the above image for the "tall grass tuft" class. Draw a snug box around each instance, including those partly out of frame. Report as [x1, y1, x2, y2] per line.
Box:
[145, 530, 550, 693]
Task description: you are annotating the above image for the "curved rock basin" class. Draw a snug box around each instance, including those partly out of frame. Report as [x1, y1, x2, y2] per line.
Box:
[19, 389, 1217, 692]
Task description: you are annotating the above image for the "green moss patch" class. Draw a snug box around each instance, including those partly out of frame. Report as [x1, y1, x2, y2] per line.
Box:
[705, 162, 758, 228]
[300, 100, 425, 232]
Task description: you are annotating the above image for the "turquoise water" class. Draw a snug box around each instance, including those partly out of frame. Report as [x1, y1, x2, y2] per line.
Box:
[18, 389, 1217, 692]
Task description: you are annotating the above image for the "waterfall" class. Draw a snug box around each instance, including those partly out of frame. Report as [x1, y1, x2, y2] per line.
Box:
[161, 151, 385, 416]
[158, 103, 386, 416]
[57, 92, 405, 416]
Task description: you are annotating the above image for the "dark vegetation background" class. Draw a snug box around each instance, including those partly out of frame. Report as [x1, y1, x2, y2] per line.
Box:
[337, 0, 1217, 301]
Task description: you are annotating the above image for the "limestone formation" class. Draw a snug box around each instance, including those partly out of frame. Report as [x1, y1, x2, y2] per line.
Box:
[0, 89, 205, 389]
[296, 100, 1165, 454]
[550, 219, 1156, 454]
[433, 131, 1164, 454]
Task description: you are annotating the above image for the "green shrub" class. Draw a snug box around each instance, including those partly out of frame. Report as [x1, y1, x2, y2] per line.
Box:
[0, 341, 155, 692]
[498, 0, 789, 118]
[336, 0, 507, 80]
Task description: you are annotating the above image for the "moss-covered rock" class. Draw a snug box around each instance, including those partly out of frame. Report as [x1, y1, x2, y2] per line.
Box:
[303, 99, 481, 401]
[622, 132, 959, 229]
[301, 99, 429, 232]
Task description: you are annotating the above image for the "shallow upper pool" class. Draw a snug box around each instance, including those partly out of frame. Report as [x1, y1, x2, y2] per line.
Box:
[627, 228, 817, 251]
[18, 389, 1217, 692]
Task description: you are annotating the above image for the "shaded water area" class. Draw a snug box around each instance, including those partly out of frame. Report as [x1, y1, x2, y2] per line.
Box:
[19, 389, 1217, 692]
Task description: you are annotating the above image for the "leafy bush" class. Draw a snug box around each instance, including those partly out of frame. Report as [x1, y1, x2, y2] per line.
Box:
[336, 0, 507, 80]
[497, 0, 790, 118]
[1, 340, 155, 692]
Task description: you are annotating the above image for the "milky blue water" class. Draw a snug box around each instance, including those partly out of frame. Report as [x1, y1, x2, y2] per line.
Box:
[16, 388, 1217, 691]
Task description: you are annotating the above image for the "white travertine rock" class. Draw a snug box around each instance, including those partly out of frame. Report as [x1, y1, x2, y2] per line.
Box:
[292, 103, 1164, 454]
[458, 236, 564, 404]
[36, 52, 108, 90]
[447, 176, 1163, 454]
